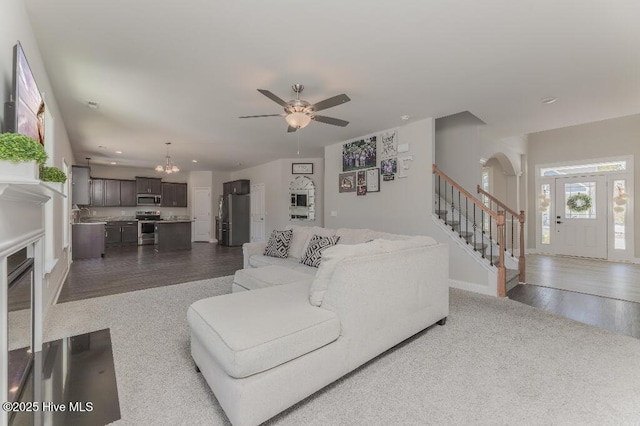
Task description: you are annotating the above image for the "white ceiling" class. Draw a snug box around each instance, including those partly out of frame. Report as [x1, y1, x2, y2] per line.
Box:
[23, 0, 640, 172]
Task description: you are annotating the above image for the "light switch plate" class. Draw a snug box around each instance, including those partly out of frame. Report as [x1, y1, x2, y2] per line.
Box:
[398, 143, 409, 153]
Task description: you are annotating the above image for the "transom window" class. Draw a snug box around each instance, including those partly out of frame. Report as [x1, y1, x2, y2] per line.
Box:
[540, 160, 626, 176]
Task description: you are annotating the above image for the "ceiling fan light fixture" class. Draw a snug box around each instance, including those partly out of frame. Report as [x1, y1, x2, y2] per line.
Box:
[285, 111, 311, 129]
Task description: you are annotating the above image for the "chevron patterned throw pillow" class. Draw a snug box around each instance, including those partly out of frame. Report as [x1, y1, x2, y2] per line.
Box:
[264, 229, 293, 258]
[300, 234, 341, 267]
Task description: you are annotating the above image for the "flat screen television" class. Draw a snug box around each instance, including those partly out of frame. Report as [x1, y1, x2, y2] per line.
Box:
[3, 41, 44, 144]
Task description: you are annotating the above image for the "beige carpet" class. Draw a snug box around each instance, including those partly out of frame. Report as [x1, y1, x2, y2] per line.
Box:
[42, 276, 640, 425]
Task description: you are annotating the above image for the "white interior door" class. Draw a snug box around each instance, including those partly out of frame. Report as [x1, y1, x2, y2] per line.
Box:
[193, 188, 212, 242]
[250, 183, 266, 242]
[554, 176, 607, 259]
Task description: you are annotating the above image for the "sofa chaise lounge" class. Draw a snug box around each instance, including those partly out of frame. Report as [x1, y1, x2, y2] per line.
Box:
[188, 226, 449, 426]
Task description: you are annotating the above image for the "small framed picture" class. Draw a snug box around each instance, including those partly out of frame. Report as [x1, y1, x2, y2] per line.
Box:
[339, 172, 356, 193]
[357, 170, 366, 186]
[366, 168, 380, 192]
[357, 185, 367, 196]
[292, 163, 313, 174]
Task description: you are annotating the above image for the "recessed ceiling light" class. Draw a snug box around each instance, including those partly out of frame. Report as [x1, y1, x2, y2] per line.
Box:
[115, 150, 123, 154]
[98, 145, 106, 149]
[401, 115, 410, 121]
[540, 97, 558, 105]
[87, 101, 100, 109]
[110, 162, 117, 165]
[192, 160, 198, 163]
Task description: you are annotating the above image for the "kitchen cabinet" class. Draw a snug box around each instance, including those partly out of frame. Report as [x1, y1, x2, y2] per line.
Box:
[136, 177, 162, 195]
[120, 180, 137, 207]
[105, 221, 138, 247]
[91, 179, 105, 206]
[92, 179, 132, 207]
[104, 179, 121, 206]
[72, 223, 105, 260]
[72, 165, 91, 205]
[223, 179, 250, 195]
[155, 221, 192, 252]
[162, 182, 188, 207]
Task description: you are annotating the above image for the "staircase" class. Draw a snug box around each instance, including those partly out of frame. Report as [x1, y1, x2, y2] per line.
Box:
[432, 165, 526, 296]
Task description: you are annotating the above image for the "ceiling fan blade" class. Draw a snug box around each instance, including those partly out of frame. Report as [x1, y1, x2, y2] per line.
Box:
[257, 89, 289, 107]
[238, 114, 283, 118]
[311, 94, 350, 112]
[312, 115, 349, 127]
[287, 126, 298, 133]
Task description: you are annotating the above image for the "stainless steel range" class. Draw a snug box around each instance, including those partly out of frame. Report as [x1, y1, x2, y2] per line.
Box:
[136, 210, 161, 245]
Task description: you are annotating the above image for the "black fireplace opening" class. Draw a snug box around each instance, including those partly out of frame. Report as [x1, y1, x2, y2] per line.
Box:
[7, 248, 34, 405]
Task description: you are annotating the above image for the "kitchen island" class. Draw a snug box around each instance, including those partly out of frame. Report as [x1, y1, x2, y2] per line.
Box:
[154, 220, 193, 252]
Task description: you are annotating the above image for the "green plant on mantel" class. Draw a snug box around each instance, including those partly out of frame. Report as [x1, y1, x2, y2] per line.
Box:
[0, 132, 48, 164]
[39, 165, 67, 183]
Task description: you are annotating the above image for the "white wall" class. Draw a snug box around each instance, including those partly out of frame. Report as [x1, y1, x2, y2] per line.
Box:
[230, 158, 324, 236]
[324, 118, 435, 235]
[527, 113, 640, 257]
[1, 0, 75, 322]
[435, 112, 484, 194]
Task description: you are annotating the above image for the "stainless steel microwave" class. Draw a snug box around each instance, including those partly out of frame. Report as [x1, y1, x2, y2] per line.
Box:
[137, 195, 161, 206]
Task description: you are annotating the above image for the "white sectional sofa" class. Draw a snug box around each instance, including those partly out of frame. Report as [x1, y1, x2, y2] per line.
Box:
[188, 226, 449, 426]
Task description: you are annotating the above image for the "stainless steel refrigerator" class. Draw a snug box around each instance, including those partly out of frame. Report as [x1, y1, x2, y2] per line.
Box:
[217, 194, 250, 246]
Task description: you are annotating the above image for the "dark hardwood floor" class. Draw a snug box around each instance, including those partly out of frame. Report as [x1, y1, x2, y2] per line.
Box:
[58, 243, 243, 303]
[508, 284, 640, 339]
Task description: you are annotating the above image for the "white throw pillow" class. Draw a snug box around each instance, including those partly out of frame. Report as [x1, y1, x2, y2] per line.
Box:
[286, 226, 314, 259]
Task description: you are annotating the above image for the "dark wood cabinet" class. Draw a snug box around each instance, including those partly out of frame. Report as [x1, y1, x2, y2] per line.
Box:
[72, 166, 91, 205]
[136, 177, 162, 195]
[105, 225, 121, 246]
[162, 182, 188, 207]
[121, 224, 138, 244]
[155, 222, 192, 252]
[120, 180, 137, 207]
[223, 179, 250, 195]
[91, 178, 136, 207]
[91, 179, 105, 206]
[104, 179, 121, 206]
[72, 224, 105, 260]
[105, 221, 138, 247]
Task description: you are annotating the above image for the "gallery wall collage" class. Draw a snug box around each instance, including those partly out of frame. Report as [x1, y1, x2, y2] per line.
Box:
[339, 129, 398, 196]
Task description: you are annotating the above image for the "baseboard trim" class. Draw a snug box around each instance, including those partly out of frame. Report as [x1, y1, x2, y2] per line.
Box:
[448, 279, 496, 297]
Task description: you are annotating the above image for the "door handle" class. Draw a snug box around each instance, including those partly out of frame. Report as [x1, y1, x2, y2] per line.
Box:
[556, 221, 563, 224]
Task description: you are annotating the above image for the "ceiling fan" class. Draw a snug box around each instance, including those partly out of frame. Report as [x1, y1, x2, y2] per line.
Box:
[239, 84, 350, 132]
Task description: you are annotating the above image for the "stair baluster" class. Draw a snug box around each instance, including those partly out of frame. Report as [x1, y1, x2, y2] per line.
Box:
[465, 197, 469, 245]
[433, 165, 509, 297]
[489, 214, 493, 266]
[458, 190, 461, 239]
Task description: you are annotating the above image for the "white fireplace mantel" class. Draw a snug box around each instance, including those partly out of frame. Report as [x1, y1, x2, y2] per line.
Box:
[0, 180, 66, 204]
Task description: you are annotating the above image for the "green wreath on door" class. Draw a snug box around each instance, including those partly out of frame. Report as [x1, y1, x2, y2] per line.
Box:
[566, 193, 592, 212]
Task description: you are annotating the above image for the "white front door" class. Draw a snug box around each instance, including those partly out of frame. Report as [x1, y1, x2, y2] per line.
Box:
[193, 188, 212, 242]
[250, 183, 266, 242]
[554, 176, 607, 259]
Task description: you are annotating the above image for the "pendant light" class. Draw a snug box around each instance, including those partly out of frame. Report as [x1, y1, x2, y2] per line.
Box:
[155, 142, 180, 174]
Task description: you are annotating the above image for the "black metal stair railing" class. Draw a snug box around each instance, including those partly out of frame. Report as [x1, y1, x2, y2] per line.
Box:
[432, 165, 507, 297]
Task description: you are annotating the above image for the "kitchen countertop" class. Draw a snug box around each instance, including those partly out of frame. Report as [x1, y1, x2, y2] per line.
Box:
[155, 220, 194, 224]
[73, 222, 106, 225]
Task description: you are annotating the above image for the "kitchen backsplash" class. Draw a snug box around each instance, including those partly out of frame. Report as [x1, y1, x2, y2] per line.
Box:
[82, 207, 189, 219]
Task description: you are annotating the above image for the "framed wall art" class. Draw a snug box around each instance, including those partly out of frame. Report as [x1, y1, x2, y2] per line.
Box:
[342, 136, 377, 172]
[292, 163, 313, 174]
[338, 172, 356, 193]
[366, 168, 380, 192]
